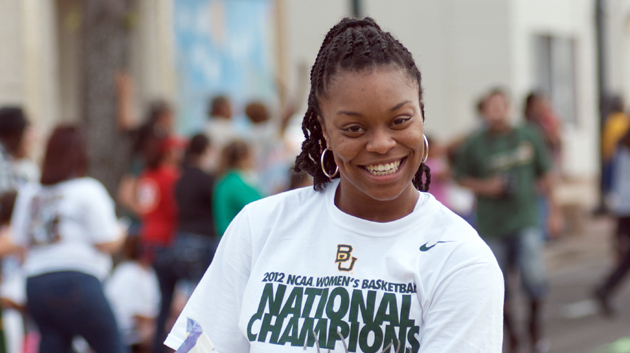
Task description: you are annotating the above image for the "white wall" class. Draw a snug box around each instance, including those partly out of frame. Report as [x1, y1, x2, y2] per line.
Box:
[21, 0, 60, 132]
[0, 0, 60, 130]
[56, 0, 82, 123]
[512, 0, 599, 178]
[608, 0, 630, 101]
[0, 0, 24, 105]
[130, 0, 177, 119]
[283, 0, 348, 109]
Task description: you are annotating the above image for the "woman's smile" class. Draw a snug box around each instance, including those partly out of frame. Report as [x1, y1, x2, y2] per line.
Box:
[362, 157, 404, 176]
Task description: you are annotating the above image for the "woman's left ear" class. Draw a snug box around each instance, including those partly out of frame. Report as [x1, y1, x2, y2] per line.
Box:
[319, 117, 330, 148]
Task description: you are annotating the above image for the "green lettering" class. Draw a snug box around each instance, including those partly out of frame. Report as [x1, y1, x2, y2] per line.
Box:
[314, 288, 329, 318]
[375, 293, 399, 326]
[278, 316, 300, 345]
[247, 283, 286, 342]
[326, 287, 350, 349]
[348, 318, 360, 352]
[302, 287, 323, 317]
[279, 286, 303, 318]
[256, 283, 286, 315]
[258, 313, 285, 344]
[246, 312, 262, 341]
[406, 325, 420, 353]
[359, 323, 383, 353]
[382, 325, 400, 352]
[297, 317, 314, 347]
[399, 295, 415, 328]
[349, 290, 376, 323]
[302, 318, 329, 349]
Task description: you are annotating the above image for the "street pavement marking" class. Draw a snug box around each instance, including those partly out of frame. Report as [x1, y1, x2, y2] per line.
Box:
[561, 300, 598, 319]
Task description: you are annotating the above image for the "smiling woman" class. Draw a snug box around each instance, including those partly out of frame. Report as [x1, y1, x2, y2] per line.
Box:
[166, 17, 504, 353]
[317, 68, 426, 221]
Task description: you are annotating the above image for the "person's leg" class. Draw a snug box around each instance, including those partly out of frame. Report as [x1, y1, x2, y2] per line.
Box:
[152, 248, 178, 353]
[595, 216, 630, 315]
[516, 228, 549, 352]
[70, 273, 124, 353]
[486, 237, 519, 352]
[31, 272, 123, 353]
[614, 217, 629, 263]
[26, 273, 81, 353]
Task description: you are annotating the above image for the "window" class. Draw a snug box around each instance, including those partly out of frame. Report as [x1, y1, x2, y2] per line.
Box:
[534, 35, 578, 126]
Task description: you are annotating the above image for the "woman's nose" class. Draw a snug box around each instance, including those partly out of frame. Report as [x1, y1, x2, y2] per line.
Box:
[366, 128, 396, 154]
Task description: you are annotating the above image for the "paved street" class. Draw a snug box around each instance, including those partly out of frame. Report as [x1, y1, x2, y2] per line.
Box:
[509, 215, 630, 353]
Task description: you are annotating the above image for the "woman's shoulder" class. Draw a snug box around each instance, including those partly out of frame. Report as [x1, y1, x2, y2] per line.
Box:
[421, 194, 488, 249]
[63, 177, 106, 190]
[58, 177, 112, 200]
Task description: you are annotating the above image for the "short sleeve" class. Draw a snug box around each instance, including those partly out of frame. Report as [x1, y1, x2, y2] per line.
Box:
[165, 207, 253, 352]
[9, 184, 36, 246]
[525, 128, 552, 177]
[419, 257, 504, 352]
[454, 137, 478, 180]
[82, 180, 120, 245]
[137, 269, 160, 318]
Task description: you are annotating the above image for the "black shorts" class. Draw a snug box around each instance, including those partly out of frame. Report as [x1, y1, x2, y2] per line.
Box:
[618, 216, 630, 237]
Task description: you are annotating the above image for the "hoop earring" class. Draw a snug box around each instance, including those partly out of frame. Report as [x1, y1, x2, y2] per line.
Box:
[320, 148, 339, 179]
[422, 135, 429, 163]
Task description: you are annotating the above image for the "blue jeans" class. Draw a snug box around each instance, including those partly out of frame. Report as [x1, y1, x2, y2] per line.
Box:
[26, 271, 123, 353]
[484, 228, 548, 301]
[151, 232, 217, 353]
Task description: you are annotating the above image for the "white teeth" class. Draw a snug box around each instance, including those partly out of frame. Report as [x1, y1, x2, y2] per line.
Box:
[365, 160, 401, 176]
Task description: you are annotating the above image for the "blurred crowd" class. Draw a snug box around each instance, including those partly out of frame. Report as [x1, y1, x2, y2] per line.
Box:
[0, 81, 629, 353]
[0, 80, 311, 353]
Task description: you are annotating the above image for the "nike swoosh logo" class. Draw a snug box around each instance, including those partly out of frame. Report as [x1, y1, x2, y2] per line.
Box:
[420, 241, 454, 252]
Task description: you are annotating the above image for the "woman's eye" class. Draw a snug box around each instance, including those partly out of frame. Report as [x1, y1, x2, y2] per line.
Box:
[392, 116, 411, 126]
[344, 126, 364, 133]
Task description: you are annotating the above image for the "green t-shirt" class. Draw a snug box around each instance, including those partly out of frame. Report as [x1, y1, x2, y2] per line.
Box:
[455, 126, 551, 238]
[213, 170, 262, 237]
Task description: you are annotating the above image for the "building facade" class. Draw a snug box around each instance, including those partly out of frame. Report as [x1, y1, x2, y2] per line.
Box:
[2, 0, 629, 204]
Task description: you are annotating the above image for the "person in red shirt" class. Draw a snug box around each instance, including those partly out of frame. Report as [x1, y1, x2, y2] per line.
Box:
[137, 135, 183, 248]
[135, 134, 185, 353]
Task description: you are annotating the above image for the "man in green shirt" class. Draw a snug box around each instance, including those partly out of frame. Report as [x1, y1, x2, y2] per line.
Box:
[455, 89, 562, 353]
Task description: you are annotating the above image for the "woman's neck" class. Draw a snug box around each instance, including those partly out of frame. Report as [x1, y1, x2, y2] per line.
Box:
[334, 182, 419, 222]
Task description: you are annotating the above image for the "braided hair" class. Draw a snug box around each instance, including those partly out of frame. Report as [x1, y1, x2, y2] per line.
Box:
[294, 17, 431, 192]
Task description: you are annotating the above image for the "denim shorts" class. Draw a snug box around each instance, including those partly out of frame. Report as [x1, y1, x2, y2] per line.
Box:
[26, 271, 123, 353]
[153, 232, 217, 283]
[484, 227, 548, 301]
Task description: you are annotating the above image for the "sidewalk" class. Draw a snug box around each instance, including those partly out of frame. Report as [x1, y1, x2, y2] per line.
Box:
[528, 214, 630, 353]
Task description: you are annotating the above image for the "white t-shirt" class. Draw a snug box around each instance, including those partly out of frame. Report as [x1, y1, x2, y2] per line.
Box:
[204, 117, 244, 172]
[10, 177, 120, 280]
[243, 122, 293, 196]
[166, 179, 504, 353]
[105, 261, 160, 344]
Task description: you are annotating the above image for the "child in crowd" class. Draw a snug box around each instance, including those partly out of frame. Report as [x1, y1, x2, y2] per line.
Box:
[424, 135, 451, 208]
[106, 236, 159, 353]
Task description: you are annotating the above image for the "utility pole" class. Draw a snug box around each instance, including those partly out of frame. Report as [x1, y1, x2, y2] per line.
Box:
[351, 0, 362, 18]
[595, 0, 609, 214]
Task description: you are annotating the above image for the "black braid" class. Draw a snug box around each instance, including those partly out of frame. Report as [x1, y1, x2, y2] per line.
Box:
[414, 163, 431, 192]
[294, 17, 431, 192]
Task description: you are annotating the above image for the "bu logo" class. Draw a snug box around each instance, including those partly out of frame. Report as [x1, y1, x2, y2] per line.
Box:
[335, 244, 357, 272]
